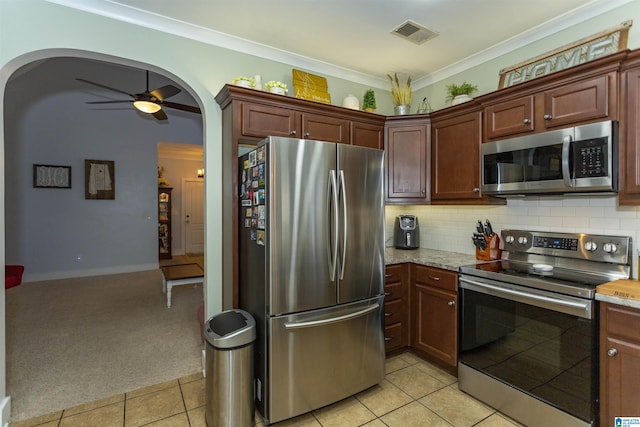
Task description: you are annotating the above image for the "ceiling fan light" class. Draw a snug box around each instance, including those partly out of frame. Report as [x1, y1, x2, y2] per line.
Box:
[133, 100, 161, 113]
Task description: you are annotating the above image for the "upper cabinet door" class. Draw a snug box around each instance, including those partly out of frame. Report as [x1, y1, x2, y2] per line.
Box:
[301, 112, 349, 144]
[620, 65, 640, 203]
[351, 121, 384, 149]
[431, 111, 482, 200]
[241, 102, 298, 138]
[484, 95, 535, 140]
[542, 73, 613, 129]
[385, 123, 429, 204]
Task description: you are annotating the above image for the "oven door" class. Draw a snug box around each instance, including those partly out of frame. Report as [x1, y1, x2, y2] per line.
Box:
[458, 275, 597, 426]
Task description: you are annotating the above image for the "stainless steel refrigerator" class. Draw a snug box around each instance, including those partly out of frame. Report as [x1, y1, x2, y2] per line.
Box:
[238, 136, 385, 424]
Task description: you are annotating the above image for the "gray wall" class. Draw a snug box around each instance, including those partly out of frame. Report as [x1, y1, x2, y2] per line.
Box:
[4, 58, 203, 281]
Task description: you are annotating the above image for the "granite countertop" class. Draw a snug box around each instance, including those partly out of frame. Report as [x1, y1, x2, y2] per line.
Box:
[385, 247, 478, 272]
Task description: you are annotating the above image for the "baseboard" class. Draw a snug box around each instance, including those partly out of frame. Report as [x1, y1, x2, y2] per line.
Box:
[1, 396, 11, 427]
[22, 263, 159, 283]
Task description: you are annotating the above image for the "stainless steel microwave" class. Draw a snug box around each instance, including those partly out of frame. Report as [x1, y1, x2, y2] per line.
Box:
[481, 120, 618, 196]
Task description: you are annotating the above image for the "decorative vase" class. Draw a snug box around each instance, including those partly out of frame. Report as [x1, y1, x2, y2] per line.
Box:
[364, 107, 375, 113]
[452, 94, 473, 105]
[342, 94, 359, 110]
[394, 105, 411, 115]
[235, 79, 252, 88]
[269, 86, 285, 95]
[254, 75, 262, 90]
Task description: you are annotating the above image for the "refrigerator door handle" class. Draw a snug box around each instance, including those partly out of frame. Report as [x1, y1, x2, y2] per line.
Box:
[328, 170, 339, 282]
[284, 303, 380, 330]
[338, 170, 348, 280]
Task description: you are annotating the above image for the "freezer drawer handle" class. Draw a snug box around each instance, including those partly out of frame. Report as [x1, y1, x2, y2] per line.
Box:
[284, 303, 380, 330]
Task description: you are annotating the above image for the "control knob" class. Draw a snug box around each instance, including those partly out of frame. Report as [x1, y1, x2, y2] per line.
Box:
[603, 242, 618, 254]
[505, 235, 515, 244]
[517, 236, 528, 245]
[584, 241, 598, 252]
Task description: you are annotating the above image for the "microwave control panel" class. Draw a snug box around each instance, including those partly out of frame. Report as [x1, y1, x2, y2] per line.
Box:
[573, 137, 607, 178]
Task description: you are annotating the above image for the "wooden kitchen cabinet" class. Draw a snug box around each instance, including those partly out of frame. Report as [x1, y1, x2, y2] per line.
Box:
[351, 121, 383, 149]
[411, 264, 458, 369]
[431, 109, 484, 201]
[385, 117, 430, 204]
[384, 264, 409, 354]
[483, 53, 624, 141]
[619, 51, 640, 204]
[599, 302, 640, 426]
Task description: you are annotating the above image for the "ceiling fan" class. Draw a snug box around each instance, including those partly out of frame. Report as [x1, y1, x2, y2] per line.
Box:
[76, 70, 201, 121]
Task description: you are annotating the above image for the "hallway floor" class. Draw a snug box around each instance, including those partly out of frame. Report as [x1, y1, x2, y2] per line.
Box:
[10, 352, 523, 427]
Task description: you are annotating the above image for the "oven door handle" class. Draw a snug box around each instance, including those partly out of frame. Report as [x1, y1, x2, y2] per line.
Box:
[460, 277, 592, 318]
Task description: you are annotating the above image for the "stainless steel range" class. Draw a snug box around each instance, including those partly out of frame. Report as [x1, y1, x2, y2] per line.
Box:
[458, 229, 632, 427]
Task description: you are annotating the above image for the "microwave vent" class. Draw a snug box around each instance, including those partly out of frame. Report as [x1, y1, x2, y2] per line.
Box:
[391, 20, 438, 45]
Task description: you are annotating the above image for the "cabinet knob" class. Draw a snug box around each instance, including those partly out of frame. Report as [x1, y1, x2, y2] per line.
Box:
[303, 132, 310, 138]
[448, 300, 456, 306]
[473, 187, 480, 193]
[543, 114, 553, 120]
[607, 348, 618, 357]
[523, 118, 531, 124]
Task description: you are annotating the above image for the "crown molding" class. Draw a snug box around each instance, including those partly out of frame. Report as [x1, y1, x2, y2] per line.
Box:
[45, 0, 634, 90]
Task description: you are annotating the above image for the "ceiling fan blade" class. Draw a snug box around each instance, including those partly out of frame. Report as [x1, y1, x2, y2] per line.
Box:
[86, 100, 133, 104]
[162, 101, 201, 114]
[150, 85, 181, 101]
[76, 78, 134, 98]
[152, 109, 168, 121]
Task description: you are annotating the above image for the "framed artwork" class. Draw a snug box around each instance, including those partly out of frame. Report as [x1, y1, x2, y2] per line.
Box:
[33, 164, 71, 188]
[85, 159, 115, 200]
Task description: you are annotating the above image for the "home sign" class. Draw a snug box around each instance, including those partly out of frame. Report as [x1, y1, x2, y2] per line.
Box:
[499, 20, 632, 88]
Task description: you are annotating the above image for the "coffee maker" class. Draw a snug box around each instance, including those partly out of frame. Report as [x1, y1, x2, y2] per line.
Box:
[394, 215, 420, 250]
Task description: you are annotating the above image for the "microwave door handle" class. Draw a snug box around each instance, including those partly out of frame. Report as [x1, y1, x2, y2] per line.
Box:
[562, 135, 573, 188]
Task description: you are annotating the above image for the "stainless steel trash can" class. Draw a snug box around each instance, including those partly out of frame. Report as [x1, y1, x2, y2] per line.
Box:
[205, 309, 256, 427]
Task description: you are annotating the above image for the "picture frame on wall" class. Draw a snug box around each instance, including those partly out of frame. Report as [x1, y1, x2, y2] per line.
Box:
[33, 164, 71, 189]
[85, 159, 115, 200]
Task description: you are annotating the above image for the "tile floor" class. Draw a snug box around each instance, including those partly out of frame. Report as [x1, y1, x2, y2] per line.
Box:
[10, 352, 524, 427]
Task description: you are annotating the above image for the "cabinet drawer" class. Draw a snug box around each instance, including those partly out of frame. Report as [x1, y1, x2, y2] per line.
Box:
[384, 323, 404, 352]
[384, 281, 403, 301]
[384, 299, 403, 325]
[412, 264, 457, 292]
[603, 303, 640, 342]
[385, 264, 405, 283]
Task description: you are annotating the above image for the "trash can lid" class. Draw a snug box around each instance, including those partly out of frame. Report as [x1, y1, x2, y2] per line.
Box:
[205, 309, 256, 348]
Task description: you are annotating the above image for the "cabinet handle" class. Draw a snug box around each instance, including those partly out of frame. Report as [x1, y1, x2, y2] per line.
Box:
[543, 114, 552, 120]
[385, 274, 392, 277]
[303, 132, 310, 138]
[428, 276, 440, 281]
[448, 300, 456, 306]
[473, 188, 480, 193]
[385, 312, 392, 317]
[385, 337, 393, 341]
[422, 189, 426, 193]
[523, 118, 531, 124]
[384, 292, 391, 296]
[289, 130, 297, 136]
[607, 348, 618, 357]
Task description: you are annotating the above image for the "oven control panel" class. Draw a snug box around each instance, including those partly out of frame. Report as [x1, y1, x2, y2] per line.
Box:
[502, 229, 632, 264]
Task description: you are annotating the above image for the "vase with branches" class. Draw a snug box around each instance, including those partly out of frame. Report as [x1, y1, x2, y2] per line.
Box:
[387, 73, 412, 114]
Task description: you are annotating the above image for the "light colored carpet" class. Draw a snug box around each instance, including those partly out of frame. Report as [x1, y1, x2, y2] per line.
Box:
[6, 266, 204, 422]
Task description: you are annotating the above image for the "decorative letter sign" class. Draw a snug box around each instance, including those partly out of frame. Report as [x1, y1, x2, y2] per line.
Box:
[499, 21, 632, 89]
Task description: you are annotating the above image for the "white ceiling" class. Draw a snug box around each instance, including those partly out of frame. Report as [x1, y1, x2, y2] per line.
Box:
[50, 0, 632, 88]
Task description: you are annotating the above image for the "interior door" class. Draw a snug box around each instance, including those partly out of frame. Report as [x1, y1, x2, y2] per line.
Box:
[183, 179, 204, 254]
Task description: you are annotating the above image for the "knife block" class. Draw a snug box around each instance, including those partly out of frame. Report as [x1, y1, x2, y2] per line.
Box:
[476, 234, 502, 261]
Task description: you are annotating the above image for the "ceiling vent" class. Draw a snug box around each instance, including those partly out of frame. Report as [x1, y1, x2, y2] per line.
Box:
[391, 20, 438, 45]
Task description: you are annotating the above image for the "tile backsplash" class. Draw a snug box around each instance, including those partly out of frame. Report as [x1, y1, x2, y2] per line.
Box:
[385, 195, 640, 278]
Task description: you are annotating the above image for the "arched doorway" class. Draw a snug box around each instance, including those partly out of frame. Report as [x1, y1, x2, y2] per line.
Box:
[3, 52, 207, 422]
